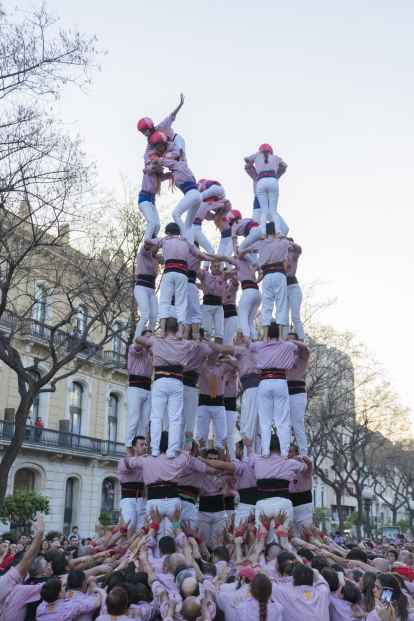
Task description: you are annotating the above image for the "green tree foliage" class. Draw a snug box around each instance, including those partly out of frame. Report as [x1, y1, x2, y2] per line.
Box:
[0, 490, 50, 533]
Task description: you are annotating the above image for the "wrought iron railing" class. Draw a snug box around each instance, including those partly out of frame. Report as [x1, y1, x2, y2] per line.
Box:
[103, 350, 126, 369]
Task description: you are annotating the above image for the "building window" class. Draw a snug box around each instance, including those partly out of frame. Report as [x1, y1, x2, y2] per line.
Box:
[101, 478, 116, 512]
[77, 304, 88, 334]
[108, 394, 118, 443]
[63, 478, 74, 533]
[14, 468, 35, 491]
[33, 284, 48, 335]
[28, 370, 41, 422]
[70, 382, 83, 435]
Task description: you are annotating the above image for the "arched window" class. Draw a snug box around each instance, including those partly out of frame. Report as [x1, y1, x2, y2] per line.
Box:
[101, 477, 116, 512]
[64, 478, 74, 533]
[14, 468, 35, 491]
[70, 382, 83, 435]
[108, 394, 118, 443]
[77, 304, 88, 334]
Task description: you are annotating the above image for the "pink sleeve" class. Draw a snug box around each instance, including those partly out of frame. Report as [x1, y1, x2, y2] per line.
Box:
[146, 336, 155, 348]
[245, 166, 257, 180]
[193, 459, 207, 473]
[248, 453, 259, 467]
[249, 342, 261, 353]
[129, 456, 144, 468]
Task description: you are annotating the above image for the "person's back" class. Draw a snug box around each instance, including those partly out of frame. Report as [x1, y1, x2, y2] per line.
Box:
[271, 565, 330, 621]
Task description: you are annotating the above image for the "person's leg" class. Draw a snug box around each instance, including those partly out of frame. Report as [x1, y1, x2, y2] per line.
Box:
[147, 289, 159, 333]
[261, 275, 275, 332]
[289, 283, 304, 340]
[180, 500, 197, 530]
[225, 410, 237, 459]
[196, 511, 213, 549]
[212, 406, 227, 458]
[240, 387, 259, 461]
[125, 387, 141, 447]
[257, 178, 270, 233]
[217, 236, 233, 269]
[267, 177, 281, 233]
[211, 511, 229, 549]
[174, 273, 188, 331]
[174, 134, 186, 159]
[248, 289, 262, 339]
[119, 498, 137, 530]
[133, 285, 151, 337]
[184, 191, 202, 244]
[136, 389, 152, 439]
[258, 381, 273, 456]
[139, 200, 157, 240]
[235, 503, 256, 524]
[238, 227, 262, 266]
[273, 273, 288, 334]
[196, 405, 210, 448]
[201, 305, 214, 340]
[186, 282, 201, 339]
[153, 204, 161, 238]
[289, 393, 308, 456]
[213, 306, 224, 340]
[159, 273, 175, 324]
[172, 192, 193, 239]
[149, 379, 167, 456]
[181, 386, 198, 446]
[193, 225, 215, 255]
[237, 290, 250, 337]
[293, 502, 314, 538]
[223, 315, 239, 345]
[136, 498, 147, 531]
[201, 184, 226, 201]
[278, 211, 289, 238]
[166, 379, 183, 457]
[273, 381, 291, 458]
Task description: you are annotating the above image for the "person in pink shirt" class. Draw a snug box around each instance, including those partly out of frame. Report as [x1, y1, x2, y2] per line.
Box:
[215, 201, 234, 268]
[134, 318, 196, 457]
[283, 241, 304, 340]
[222, 273, 239, 345]
[138, 94, 186, 163]
[125, 333, 152, 449]
[134, 243, 162, 338]
[245, 144, 288, 236]
[229, 256, 261, 344]
[244, 162, 290, 235]
[286, 333, 310, 456]
[250, 324, 308, 456]
[192, 198, 229, 259]
[138, 162, 172, 241]
[229, 209, 262, 267]
[196, 449, 229, 549]
[95, 585, 131, 621]
[235, 572, 283, 621]
[288, 443, 314, 538]
[36, 578, 103, 621]
[270, 564, 330, 621]
[184, 241, 204, 341]
[5, 581, 43, 621]
[198, 261, 231, 342]
[329, 582, 363, 621]
[118, 436, 147, 531]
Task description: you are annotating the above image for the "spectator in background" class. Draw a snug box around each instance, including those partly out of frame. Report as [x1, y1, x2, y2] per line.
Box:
[68, 526, 82, 546]
[334, 530, 344, 545]
[35, 416, 44, 440]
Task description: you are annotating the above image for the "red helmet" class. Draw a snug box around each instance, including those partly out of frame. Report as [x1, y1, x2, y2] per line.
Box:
[227, 210, 242, 224]
[259, 143, 273, 155]
[149, 131, 169, 145]
[137, 117, 154, 132]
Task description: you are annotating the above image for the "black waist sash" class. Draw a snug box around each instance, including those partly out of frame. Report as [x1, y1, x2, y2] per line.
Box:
[239, 486, 258, 505]
[178, 485, 200, 504]
[199, 393, 224, 407]
[183, 370, 199, 388]
[241, 373, 261, 390]
[286, 276, 298, 286]
[291, 490, 313, 507]
[203, 294, 222, 306]
[262, 262, 286, 277]
[241, 279, 259, 290]
[224, 496, 235, 511]
[223, 303, 237, 318]
[224, 396, 237, 411]
[154, 365, 184, 382]
[147, 481, 179, 500]
[199, 494, 225, 513]
[287, 380, 306, 395]
[136, 274, 156, 289]
[188, 269, 197, 284]
[121, 482, 145, 499]
[257, 478, 290, 501]
[164, 259, 188, 275]
[129, 375, 151, 391]
[260, 368, 287, 381]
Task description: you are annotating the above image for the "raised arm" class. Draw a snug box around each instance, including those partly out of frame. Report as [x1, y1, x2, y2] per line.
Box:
[198, 456, 236, 473]
[15, 516, 45, 576]
[171, 93, 185, 118]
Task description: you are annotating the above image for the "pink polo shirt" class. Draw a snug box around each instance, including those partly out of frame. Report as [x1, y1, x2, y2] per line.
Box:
[222, 474, 238, 498]
[178, 456, 207, 487]
[329, 595, 364, 621]
[154, 157, 196, 188]
[289, 468, 314, 493]
[129, 599, 160, 621]
[248, 152, 287, 175]
[270, 578, 330, 621]
[250, 237, 292, 267]
[232, 218, 257, 239]
[118, 458, 144, 484]
[0, 567, 22, 621]
[145, 336, 196, 367]
[287, 351, 309, 382]
[233, 460, 257, 489]
[217, 583, 250, 621]
[230, 258, 256, 282]
[286, 247, 302, 278]
[128, 451, 191, 485]
[152, 236, 203, 263]
[222, 280, 239, 305]
[127, 344, 152, 377]
[5, 582, 42, 621]
[198, 361, 235, 396]
[136, 245, 159, 277]
[200, 473, 227, 497]
[195, 200, 224, 223]
[141, 168, 159, 195]
[96, 614, 129, 621]
[184, 342, 213, 373]
[235, 597, 283, 621]
[249, 341, 298, 370]
[234, 346, 260, 377]
[36, 597, 97, 621]
[198, 270, 226, 298]
[224, 369, 238, 398]
[65, 590, 97, 621]
[248, 453, 308, 481]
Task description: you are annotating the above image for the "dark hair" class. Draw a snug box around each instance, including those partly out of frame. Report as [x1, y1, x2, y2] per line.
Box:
[269, 434, 281, 453]
[67, 569, 86, 589]
[69, 534, 78, 541]
[265, 221, 276, 235]
[293, 564, 314, 586]
[159, 535, 175, 555]
[346, 548, 368, 563]
[311, 556, 329, 572]
[132, 435, 146, 446]
[201, 562, 217, 577]
[206, 448, 219, 458]
[141, 328, 152, 336]
[268, 322, 279, 339]
[40, 578, 62, 603]
[166, 317, 178, 332]
[387, 549, 399, 561]
[51, 553, 69, 576]
[159, 430, 169, 453]
[174, 563, 189, 579]
[122, 582, 138, 606]
[341, 581, 360, 604]
[45, 548, 60, 563]
[194, 240, 200, 248]
[297, 548, 315, 561]
[377, 574, 409, 621]
[277, 551, 295, 566]
[279, 559, 299, 576]
[322, 568, 339, 592]
[361, 572, 376, 612]
[165, 222, 181, 236]
[335, 530, 341, 535]
[199, 327, 205, 339]
[289, 443, 299, 455]
[287, 332, 299, 340]
[72, 526, 78, 530]
[107, 586, 129, 615]
[236, 440, 244, 451]
[263, 151, 269, 164]
[331, 563, 346, 575]
[349, 569, 364, 583]
[213, 546, 230, 563]
[251, 573, 271, 621]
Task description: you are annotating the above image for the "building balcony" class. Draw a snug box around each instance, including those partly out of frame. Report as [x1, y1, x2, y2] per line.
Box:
[0, 420, 125, 460]
[103, 350, 127, 370]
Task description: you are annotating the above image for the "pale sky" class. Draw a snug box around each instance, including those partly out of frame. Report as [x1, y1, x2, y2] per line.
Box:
[6, 0, 414, 414]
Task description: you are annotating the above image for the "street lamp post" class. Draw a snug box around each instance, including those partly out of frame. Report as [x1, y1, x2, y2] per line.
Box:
[362, 488, 374, 539]
[408, 500, 414, 538]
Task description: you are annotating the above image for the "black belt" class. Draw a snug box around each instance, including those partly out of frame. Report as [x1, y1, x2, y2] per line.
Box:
[199, 393, 224, 407]
[136, 274, 156, 289]
[223, 303, 237, 318]
[287, 380, 306, 395]
[241, 279, 259, 291]
[154, 365, 183, 383]
[129, 375, 151, 391]
[224, 496, 235, 511]
[239, 486, 257, 505]
[179, 485, 200, 505]
[257, 478, 290, 501]
[164, 259, 188, 275]
[147, 481, 179, 500]
[291, 490, 313, 507]
[199, 494, 225, 513]
[121, 482, 145, 499]
[183, 370, 199, 388]
[188, 270, 197, 284]
[240, 374, 261, 390]
[286, 276, 298, 286]
[262, 262, 285, 277]
[203, 295, 222, 306]
[224, 396, 237, 411]
[260, 368, 287, 381]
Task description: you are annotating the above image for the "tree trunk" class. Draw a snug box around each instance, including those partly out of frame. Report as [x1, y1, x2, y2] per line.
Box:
[336, 489, 345, 532]
[355, 495, 363, 539]
[392, 508, 397, 526]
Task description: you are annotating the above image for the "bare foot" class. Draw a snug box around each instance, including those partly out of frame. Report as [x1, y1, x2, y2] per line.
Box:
[177, 324, 184, 339]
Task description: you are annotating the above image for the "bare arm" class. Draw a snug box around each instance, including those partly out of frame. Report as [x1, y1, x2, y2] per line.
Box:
[15, 516, 45, 576]
[198, 457, 236, 473]
[171, 93, 185, 118]
[238, 245, 252, 259]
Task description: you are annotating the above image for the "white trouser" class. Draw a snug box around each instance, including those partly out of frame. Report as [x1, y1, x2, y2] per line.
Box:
[256, 177, 280, 234]
[293, 502, 314, 538]
[236, 502, 257, 523]
[252, 206, 260, 223]
[238, 288, 261, 338]
[134, 285, 158, 337]
[193, 225, 215, 256]
[125, 387, 151, 446]
[196, 510, 228, 549]
[225, 409, 238, 459]
[150, 378, 183, 458]
[180, 500, 197, 529]
[146, 498, 181, 546]
[261, 272, 288, 326]
[159, 271, 187, 324]
[258, 379, 291, 457]
[180, 385, 198, 446]
[186, 282, 201, 324]
[255, 497, 293, 542]
[120, 497, 146, 531]
[240, 386, 261, 457]
[217, 236, 233, 269]
[196, 404, 227, 448]
[174, 134, 186, 158]
[226, 509, 236, 526]
[283, 283, 304, 340]
[139, 200, 161, 240]
[238, 226, 262, 266]
[172, 189, 202, 244]
[254, 206, 289, 237]
[200, 185, 226, 201]
[289, 392, 308, 456]
[223, 315, 239, 345]
[201, 305, 224, 339]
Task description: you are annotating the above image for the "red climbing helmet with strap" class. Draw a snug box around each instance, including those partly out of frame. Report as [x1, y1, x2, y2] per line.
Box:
[227, 210, 242, 224]
[149, 131, 169, 145]
[137, 117, 154, 132]
[259, 143, 273, 155]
